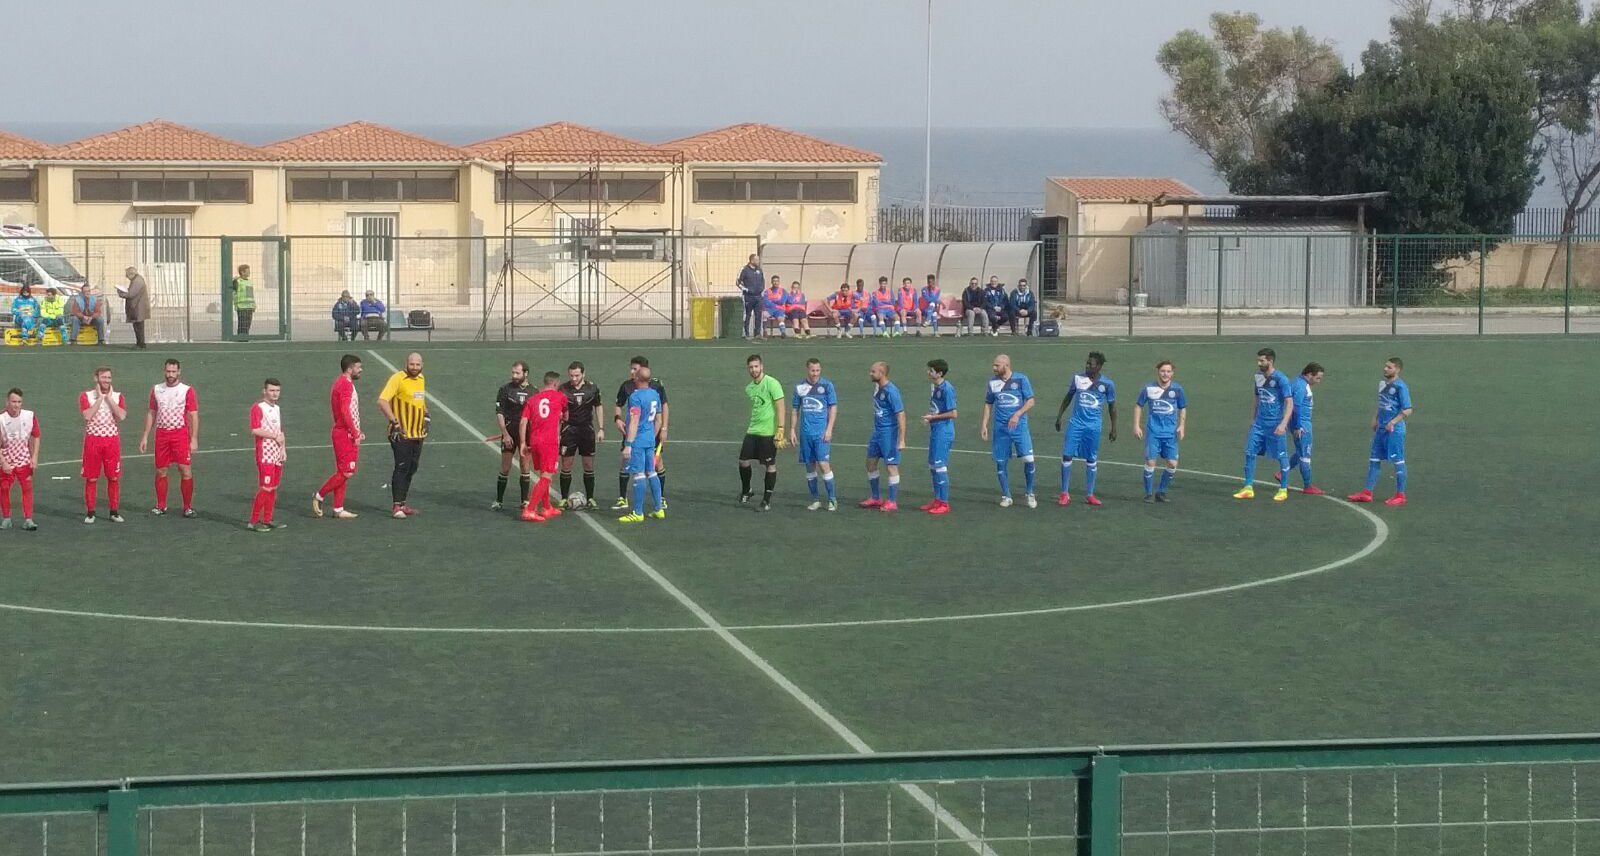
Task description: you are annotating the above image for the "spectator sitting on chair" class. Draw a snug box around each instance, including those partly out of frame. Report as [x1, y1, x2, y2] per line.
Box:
[332, 290, 361, 341]
[984, 276, 1010, 336]
[762, 277, 788, 337]
[359, 290, 388, 340]
[918, 275, 941, 336]
[38, 288, 66, 342]
[67, 283, 107, 345]
[10, 285, 42, 345]
[1009, 278, 1038, 336]
[960, 277, 986, 336]
[784, 281, 811, 338]
[827, 283, 857, 338]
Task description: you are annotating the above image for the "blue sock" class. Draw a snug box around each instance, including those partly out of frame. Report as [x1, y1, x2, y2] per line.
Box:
[1243, 454, 1258, 486]
[1143, 466, 1154, 495]
[996, 462, 1011, 497]
[647, 474, 662, 510]
[1365, 460, 1381, 491]
[1297, 457, 1313, 486]
[1276, 457, 1289, 488]
[1086, 460, 1098, 496]
[824, 472, 836, 501]
[933, 468, 947, 501]
[869, 472, 881, 500]
[1395, 461, 1407, 493]
[1023, 458, 1036, 494]
[1060, 459, 1073, 494]
[887, 475, 899, 503]
[1159, 466, 1175, 494]
[930, 319, 939, 334]
[632, 474, 646, 514]
[807, 470, 819, 498]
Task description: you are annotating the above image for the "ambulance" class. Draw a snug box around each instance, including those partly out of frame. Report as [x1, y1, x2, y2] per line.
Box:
[0, 225, 87, 321]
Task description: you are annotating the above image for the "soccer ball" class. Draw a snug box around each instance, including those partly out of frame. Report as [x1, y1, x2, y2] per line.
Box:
[566, 491, 587, 510]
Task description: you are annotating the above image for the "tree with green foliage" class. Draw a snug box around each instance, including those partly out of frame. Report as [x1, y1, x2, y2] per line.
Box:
[1156, 12, 1342, 184]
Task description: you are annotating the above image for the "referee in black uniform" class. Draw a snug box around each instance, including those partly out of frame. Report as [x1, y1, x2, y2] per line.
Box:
[492, 361, 532, 510]
[559, 360, 603, 507]
[612, 355, 668, 509]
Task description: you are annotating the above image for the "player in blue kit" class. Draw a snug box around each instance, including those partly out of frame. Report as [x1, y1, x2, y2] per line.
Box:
[618, 365, 665, 523]
[787, 358, 839, 511]
[860, 361, 906, 511]
[1235, 347, 1295, 502]
[920, 359, 957, 515]
[1133, 360, 1186, 502]
[1283, 363, 1325, 495]
[1348, 357, 1413, 506]
[1053, 351, 1117, 507]
[980, 353, 1037, 508]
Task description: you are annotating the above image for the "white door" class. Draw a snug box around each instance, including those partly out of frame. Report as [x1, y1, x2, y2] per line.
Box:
[347, 214, 396, 303]
[138, 215, 190, 310]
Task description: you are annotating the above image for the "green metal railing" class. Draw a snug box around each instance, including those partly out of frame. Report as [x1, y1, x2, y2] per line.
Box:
[5, 734, 1600, 856]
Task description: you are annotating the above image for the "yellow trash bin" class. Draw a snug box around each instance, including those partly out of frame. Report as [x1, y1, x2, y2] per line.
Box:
[690, 296, 719, 340]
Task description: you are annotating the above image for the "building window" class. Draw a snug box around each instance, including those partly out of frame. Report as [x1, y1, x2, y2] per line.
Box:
[694, 171, 857, 204]
[74, 171, 252, 203]
[0, 169, 38, 203]
[494, 171, 664, 204]
[287, 170, 458, 202]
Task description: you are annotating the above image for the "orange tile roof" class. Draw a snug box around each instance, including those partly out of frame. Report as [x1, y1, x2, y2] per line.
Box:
[662, 124, 881, 164]
[465, 122, 674, 163]
[51, 120, 272, 162]
[265, 121, 466, 162]
[1049, 177, 1199, 202]
[0, 130, 48, 160]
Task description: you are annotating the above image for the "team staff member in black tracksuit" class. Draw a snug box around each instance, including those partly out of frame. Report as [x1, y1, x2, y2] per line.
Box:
[559, 360, 604, 507]
[612, 356, 668, 509]
[492, 361, 533, 511]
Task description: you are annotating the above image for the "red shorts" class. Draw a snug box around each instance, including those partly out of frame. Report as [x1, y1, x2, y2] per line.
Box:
[526, 441, 559, 473]
[154, 429, 191, 469]
[257, 462, 283, 489]
[0, 465, 33, 486]
[82, 436, 122, 480]
[332, 431, 360, 475]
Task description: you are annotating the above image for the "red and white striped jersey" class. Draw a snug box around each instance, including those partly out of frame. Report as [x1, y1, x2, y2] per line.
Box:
[149, 382, 198, 432]
[79, 390, 124, 437]
[251, 401, 285, 465]
[0, 409, 39, 470]
[331, 375, 360, 437]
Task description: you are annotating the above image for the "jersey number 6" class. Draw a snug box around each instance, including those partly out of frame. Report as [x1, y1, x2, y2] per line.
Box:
[538, 398, 551, 419]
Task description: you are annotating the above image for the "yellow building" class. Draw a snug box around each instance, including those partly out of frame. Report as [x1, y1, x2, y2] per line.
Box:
[1045, 176, 1197, 302]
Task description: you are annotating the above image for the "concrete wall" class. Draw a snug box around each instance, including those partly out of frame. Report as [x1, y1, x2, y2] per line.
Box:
[1042, 187, 1195, 303]
[683, 166, 877, 244]
[1441, 240, 1600, 291]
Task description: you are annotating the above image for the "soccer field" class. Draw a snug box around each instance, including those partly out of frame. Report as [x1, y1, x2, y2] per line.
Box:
[1, 334, 1597, 785]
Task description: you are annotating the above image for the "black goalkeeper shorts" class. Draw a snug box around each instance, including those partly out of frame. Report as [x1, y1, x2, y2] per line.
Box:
[739, 434, 777, 465]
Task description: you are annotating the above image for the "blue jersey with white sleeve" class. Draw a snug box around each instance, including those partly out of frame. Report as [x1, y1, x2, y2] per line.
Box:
[1136, 381, 1186, 438]
[626, 387, 662, 447]
[873, 382, 904, 432]
[1290, 376, 1314, 432]
[1376, 377, 1412, 431]
[986, 373, 1034, 431]
[1253, 370, 1293, 427]
[792, 378, 837, 438]
[1065, 373, 1115, 432]
[928, 380, 957, 440]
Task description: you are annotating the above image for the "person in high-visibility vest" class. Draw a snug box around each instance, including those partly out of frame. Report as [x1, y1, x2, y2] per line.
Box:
[230, 264, 256, 340]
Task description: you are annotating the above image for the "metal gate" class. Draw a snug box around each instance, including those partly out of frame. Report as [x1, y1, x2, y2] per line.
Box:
[220, 237, 290, 341]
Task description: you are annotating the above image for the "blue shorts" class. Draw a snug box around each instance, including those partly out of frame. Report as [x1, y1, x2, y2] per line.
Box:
[874, 306, 897, 319]
[835, 309, 856, 324]
[991, 427, 1034, 462]
[866, 429, 901, 465]
[1291, 429, 1313, 462]
[1063, 426, 1100, 461]
[798, 433, 830, 465]
[1246, 426, 1289, 460]
[1370, 428, 1406, 463]
[928, 432, 954, 468]
[785, 308, 807, 321]
[765, 307, 785, 319]
[1145, 434, 1179, 462]
[627, 444, 656, 475]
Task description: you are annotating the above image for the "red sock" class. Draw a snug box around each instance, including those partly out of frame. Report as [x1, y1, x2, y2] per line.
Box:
[180, 477, 194, 511]
[263, 490, 278, 522]
[333, 477, 348, 509]
[107, 479, 120, 512]
[249, 489, 265, 523]
[20, 477, 32, 519]
[84, 480, 97, 513]
[0, 482, 10, 518]
[318, 472, 344, 500]
[154, 475, 168, 509]
[532, 477, 550, 511]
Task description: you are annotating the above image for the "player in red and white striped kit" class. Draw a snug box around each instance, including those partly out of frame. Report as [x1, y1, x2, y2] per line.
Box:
[313, 354, 363, 520]
[248, 378, 287, 532]
[0, 388, 41, 531]
[80, 366, 127, 524]
[138, 358, 199, 518]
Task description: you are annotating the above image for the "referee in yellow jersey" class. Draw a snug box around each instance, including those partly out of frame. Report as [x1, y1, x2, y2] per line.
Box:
[377, 352, 429, 519]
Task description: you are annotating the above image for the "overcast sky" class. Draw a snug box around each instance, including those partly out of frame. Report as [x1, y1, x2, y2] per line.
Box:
[23, 0, 1400, 130]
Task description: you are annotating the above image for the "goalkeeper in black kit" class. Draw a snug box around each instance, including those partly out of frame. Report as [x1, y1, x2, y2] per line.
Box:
[613, 355, 668, 509]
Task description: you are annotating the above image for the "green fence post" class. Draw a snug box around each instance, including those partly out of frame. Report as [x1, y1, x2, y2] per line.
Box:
[1126, 237, 1134, 337]
[1215, 235, 1224, 336]
[1304, 235, 1312, 336]
[220, 238, 234, 341]
[1478, 236, 1486, 336]
[1565, 232, 1573, 334]
[1390, 236, 1400, 335]
[1076, 753, 1122, 856]
[106, 788, 138, 856]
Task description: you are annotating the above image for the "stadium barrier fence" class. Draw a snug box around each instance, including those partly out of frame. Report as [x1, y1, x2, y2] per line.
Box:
[4, 734, 1600, 856]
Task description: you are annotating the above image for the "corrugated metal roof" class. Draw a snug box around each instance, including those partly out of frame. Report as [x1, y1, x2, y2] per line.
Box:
[1142, 217, 1360, 234]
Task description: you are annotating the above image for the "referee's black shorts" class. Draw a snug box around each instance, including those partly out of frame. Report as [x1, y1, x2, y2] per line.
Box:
[739, 433, 777, 465]
[561, 427, 596, 457]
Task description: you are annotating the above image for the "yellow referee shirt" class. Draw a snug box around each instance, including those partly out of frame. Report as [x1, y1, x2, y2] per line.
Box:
[380, 371, 428, 439]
